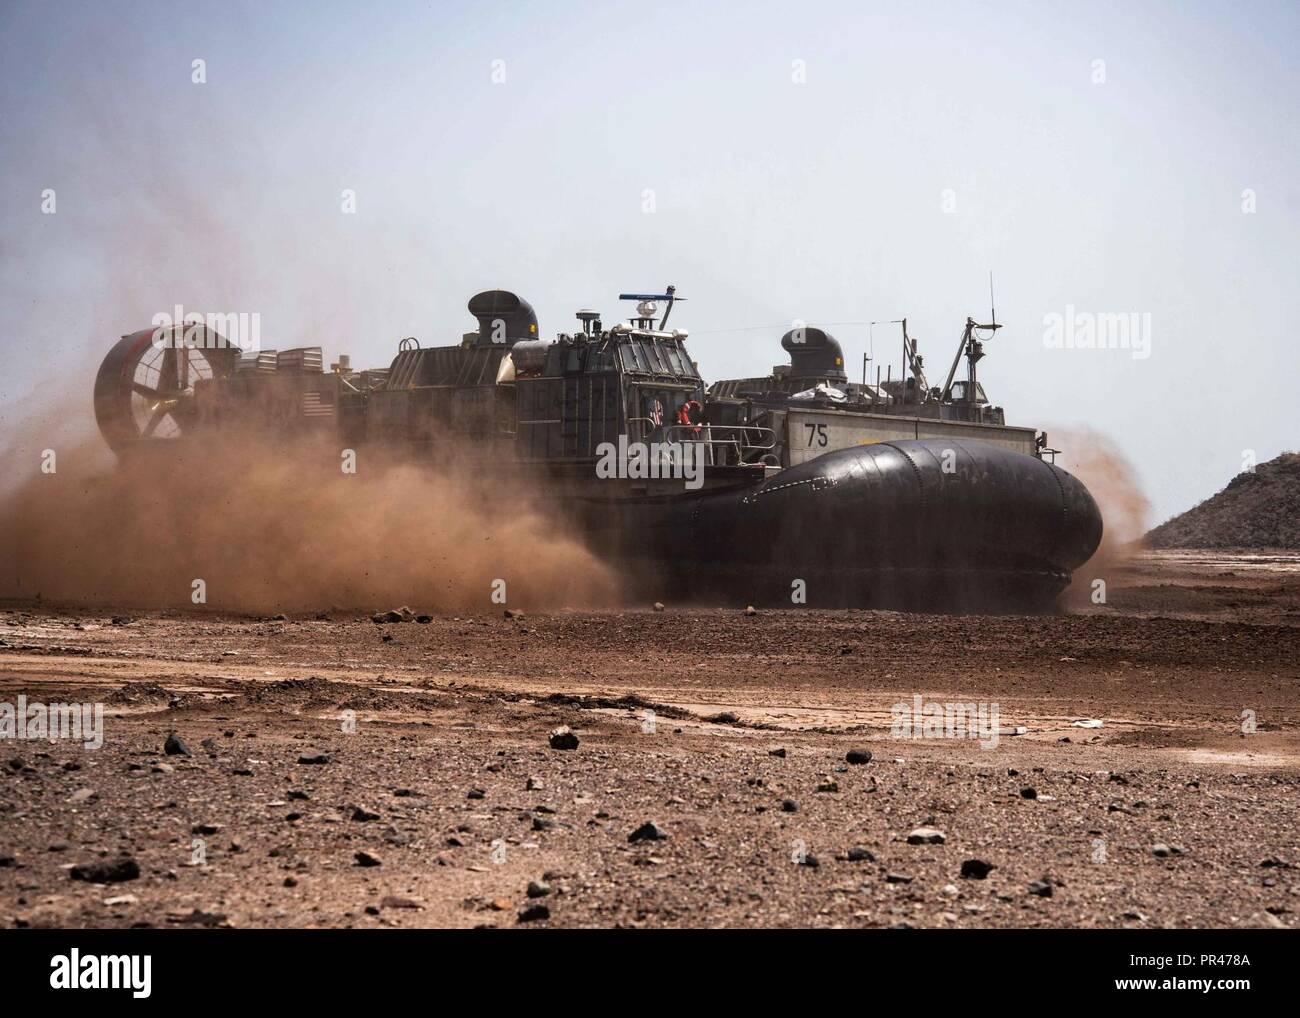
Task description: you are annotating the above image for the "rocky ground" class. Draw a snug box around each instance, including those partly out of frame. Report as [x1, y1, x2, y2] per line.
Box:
[1, 549, 1298, 928]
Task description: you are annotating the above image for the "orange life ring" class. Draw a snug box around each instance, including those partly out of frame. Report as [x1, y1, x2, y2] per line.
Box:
[676, 399, 704, 433]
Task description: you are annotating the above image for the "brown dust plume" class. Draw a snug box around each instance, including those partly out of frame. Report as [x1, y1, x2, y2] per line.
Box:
[1052, 426, 1152, 606]
[0, 410, 619, 613]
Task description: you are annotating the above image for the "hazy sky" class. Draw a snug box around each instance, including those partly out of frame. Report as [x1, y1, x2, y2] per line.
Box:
[1, 0, 1296, 523]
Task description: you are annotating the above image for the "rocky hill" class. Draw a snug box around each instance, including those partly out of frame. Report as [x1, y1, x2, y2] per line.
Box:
[1146, 452, 1300, 548]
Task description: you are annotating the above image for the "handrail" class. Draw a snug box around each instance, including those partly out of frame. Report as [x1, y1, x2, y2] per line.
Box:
[666, 424, 775, 450]
[622, 420, 777, 466]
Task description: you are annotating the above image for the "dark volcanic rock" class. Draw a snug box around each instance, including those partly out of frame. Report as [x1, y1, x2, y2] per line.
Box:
[163, 733, 191, 756]
[71, 857, 140, 883]
[960, 858, 996, 880]
[548, 726, 579, 751]
[846, 749, 873, 765]
[628, 821, 669, 843]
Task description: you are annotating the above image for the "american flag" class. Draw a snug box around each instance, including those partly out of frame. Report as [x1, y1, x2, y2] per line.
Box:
[647, 398, 663, 426]
[301, 391, 335, 418]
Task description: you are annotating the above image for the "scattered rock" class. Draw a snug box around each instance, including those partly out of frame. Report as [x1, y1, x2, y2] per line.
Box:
[548, 726, 579, 751]
[652, 602, 665, 612]
[466, 788, 486, 800]
[525, 777, 543, 791]
[816, 778, 839, 793]
[743, 605, 757, 616]
[71, 857, 140, 883]
[907, 827, 946, 845]
[518, 903, 550, 922]
[163, 733, 191, 756]
[781, 799, 799, 813]
[768, 747, 787, 758]
[885, 872, 913, 884]
[628, 821, 669, 843]
[846, 749, 873, 765]
[1028, 880, 1054, 897]
[380, 895, 423, 909]
[167, 910, 228, 925]
[354, 851, 382, 867]
[351, 806, 380, 822]
[191, 823, 222, 836]
[526, 880, 551, 898]
[504, 609, 524, 620]
[846, 846, 876, 862]
[298, 753, 331, 765]
[960, 858, 995, 880]
[1020, 786, 1038, 800]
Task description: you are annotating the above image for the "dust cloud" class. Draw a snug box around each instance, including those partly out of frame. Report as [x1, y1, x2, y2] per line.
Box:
[1052, 426, 1152, 605]
[0, 407, 619, 613]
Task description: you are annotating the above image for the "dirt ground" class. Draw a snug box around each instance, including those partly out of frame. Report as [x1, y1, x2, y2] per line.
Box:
[2, 549, 1298, 929]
